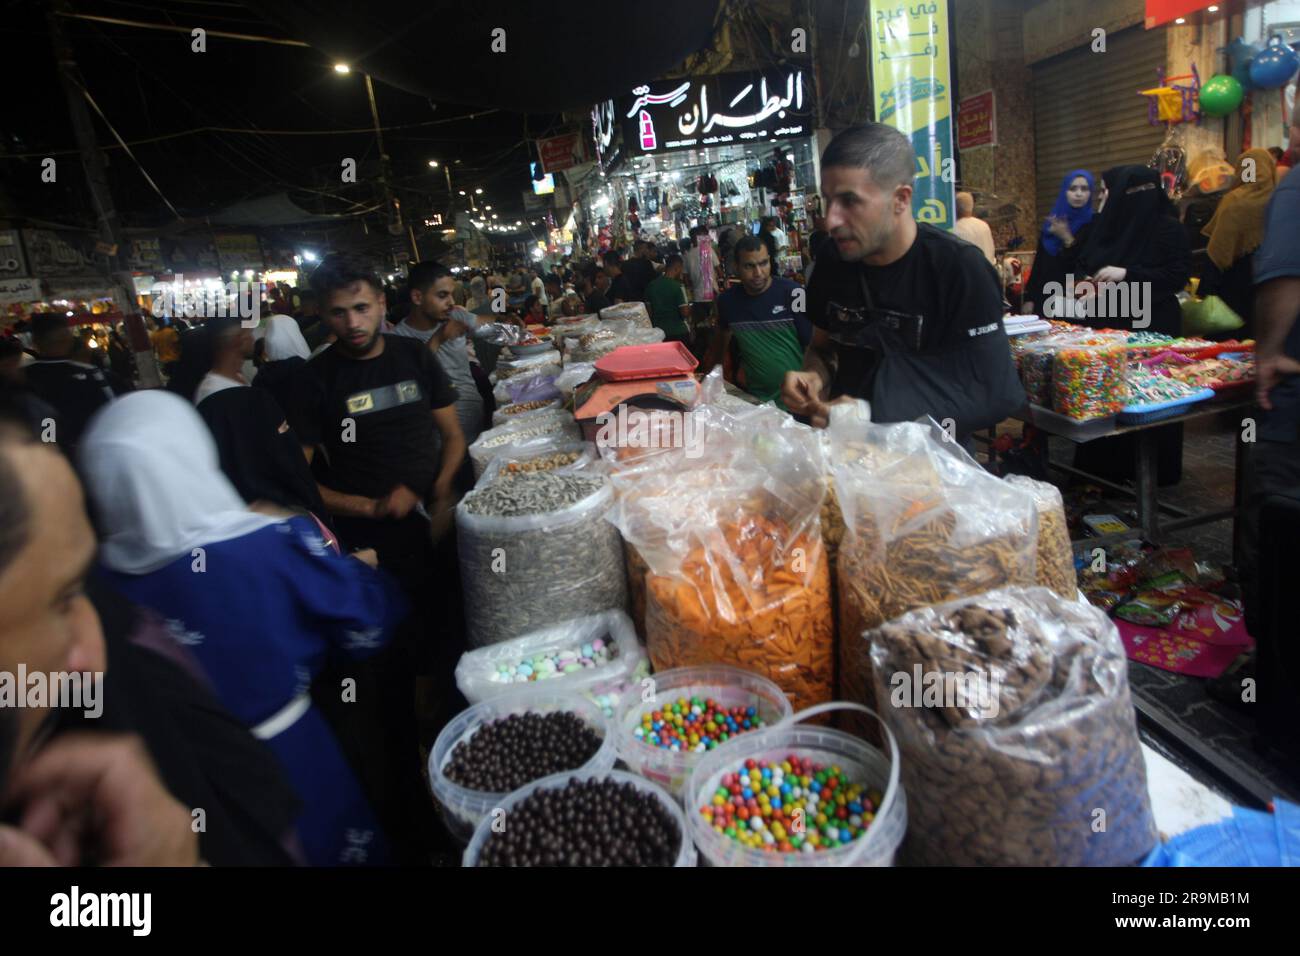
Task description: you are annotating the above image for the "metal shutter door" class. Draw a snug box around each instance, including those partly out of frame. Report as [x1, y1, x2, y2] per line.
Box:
[1033, 26, 1168, 221]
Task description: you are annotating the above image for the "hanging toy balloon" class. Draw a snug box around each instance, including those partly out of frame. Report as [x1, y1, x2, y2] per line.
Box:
[1198, 74, 1245, 117]
[1223, 36, 1261, 90]
[1249, 37, 1300, 90]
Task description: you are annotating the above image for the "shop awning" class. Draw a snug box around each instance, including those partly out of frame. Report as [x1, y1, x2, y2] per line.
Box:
[1145, 1, 1219, 29]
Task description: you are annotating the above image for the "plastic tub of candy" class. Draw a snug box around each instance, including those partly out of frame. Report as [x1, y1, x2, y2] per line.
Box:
[453, 610, 649, 718]
[428, 691, 616, 845]
[685, 702, 906, 867]
[462, 769, 697, 867]
[613, 665, 793, 802]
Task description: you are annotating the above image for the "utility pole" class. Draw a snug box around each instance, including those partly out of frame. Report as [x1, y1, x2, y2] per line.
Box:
[364, 72, 405, 270]
[46, 0, 160, 386]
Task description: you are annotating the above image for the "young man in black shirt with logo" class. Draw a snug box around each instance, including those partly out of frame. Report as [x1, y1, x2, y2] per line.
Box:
[290, 253, 467, 859]
[782, 123, 1024, 444]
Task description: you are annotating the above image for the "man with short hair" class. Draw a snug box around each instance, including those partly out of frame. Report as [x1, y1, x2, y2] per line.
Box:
[290, 254, 465, 556]
[585, 268, 612, 313]
[24, 314, 130, 451]
[705, 236, 809, 409]
[604, 251, 634, 305]
[644, 254, 691, 344]
[394, 260, 486, 460]
[622, 240, 657, 302]
[952, 191, 997, 266]
[782, 123, 1024, 442]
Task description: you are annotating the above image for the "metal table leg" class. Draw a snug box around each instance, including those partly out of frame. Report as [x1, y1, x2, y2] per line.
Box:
[1233, 427, 1249, 570]
[1136, 431, 1160, 543]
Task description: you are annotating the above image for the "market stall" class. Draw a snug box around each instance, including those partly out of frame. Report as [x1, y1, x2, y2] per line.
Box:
[429, 324, 1270, 867]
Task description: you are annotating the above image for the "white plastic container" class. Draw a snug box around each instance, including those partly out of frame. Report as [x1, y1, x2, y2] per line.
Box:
[684, 702, 906, 867]
[454, 610, 646, 715]
[428, 691, 616, 846]
[462, 769, 696, 867]
[613, 665, 793, 802]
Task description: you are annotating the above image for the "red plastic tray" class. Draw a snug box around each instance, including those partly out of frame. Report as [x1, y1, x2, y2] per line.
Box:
[594, 341, 699, 381]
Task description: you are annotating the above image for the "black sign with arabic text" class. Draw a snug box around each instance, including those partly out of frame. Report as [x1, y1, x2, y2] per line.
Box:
[608, 65, 815, 157]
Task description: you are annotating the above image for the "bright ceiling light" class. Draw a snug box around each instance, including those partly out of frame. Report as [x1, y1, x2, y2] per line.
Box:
[428, 160, 439, 167]
[333, 63, 351, 74]
[301, 250, 318, 262]
[475, 188, 483, 194]
[1174, 17, 1185, 23]
[485, 205, 492, 210]
[459, 190, 466, 196]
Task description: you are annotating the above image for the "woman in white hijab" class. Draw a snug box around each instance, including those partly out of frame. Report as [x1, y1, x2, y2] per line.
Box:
[252, 314, 311, 413]
[80, 391, 407, 865]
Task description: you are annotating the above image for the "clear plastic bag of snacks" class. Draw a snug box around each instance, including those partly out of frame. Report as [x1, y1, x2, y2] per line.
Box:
[868, 586, 1157, 866]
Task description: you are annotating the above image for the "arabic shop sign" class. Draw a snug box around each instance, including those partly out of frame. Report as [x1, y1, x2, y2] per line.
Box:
[869, 1, 956, 230]
[612, 67, 813, 156]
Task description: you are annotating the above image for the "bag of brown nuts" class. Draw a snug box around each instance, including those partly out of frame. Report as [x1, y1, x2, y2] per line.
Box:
[867, 585, 1157, 866]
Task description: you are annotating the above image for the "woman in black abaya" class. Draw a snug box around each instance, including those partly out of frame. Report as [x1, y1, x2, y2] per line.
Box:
[1073, 165, 1192, 486]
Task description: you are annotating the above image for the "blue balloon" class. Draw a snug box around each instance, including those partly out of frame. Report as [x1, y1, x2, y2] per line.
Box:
[1225, 37, 1261, 90]
[1250, 40, 1300, 90]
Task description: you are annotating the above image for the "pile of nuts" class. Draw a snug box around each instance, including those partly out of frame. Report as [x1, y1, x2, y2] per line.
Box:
[499, 399, 558, 416]
[501, 450, 583, 475]
[868, 589, 1156, 866]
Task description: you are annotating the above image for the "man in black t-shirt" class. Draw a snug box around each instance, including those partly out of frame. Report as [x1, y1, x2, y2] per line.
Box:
[290, 253, 467, 859]
[24, 314, 131, 451]
[782, 124, 1024, 442]
[621, 241, 657, 302]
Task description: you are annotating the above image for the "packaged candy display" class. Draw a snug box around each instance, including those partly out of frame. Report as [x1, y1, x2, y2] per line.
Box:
[868, 587, 1157, 865]
[831, 414, 1037, 733]
[464, 770, 694, 867]
[1124, 362, 1201, 407]
[1005, 475, 1077, 599]
[1016, 343, 1057, 407]
[429, 692, 616, 844]
[454, 611, 646, 717]
[1052, 343, 1126, 421]
[457, 472, 627, 647]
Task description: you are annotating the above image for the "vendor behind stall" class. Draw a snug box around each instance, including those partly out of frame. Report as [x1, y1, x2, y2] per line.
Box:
[782, 123, 1025, 442]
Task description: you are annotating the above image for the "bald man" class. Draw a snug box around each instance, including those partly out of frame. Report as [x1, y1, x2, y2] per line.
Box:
[952, 192, 997, 266]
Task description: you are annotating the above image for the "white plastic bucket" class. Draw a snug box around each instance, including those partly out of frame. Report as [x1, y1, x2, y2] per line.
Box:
[685, 702, 906, 867]
[427, 691, 615, 845]
[462, 769, 696, 867]
[613, 665, 793, 802]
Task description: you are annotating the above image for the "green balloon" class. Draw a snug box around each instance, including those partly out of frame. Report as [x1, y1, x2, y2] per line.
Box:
[1199, 74, 1244, 116]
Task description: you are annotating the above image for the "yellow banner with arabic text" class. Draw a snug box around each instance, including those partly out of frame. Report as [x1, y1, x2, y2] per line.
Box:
[869, 1, 956, 230]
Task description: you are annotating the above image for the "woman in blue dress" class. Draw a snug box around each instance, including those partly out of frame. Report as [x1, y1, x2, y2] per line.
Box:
[80, 391, 407, 865]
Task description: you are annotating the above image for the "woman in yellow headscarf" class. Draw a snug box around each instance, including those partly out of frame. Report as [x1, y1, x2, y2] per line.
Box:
[1198, 148, 1278, 336]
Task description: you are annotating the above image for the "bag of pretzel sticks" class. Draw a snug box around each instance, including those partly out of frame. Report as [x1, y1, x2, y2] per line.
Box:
[828, 405, 1038, 738]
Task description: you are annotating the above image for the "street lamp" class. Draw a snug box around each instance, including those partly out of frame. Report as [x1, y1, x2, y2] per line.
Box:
[428, 159, 439, 168]
[475, 188, 483, 195]
[333, 63, 351, 74]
